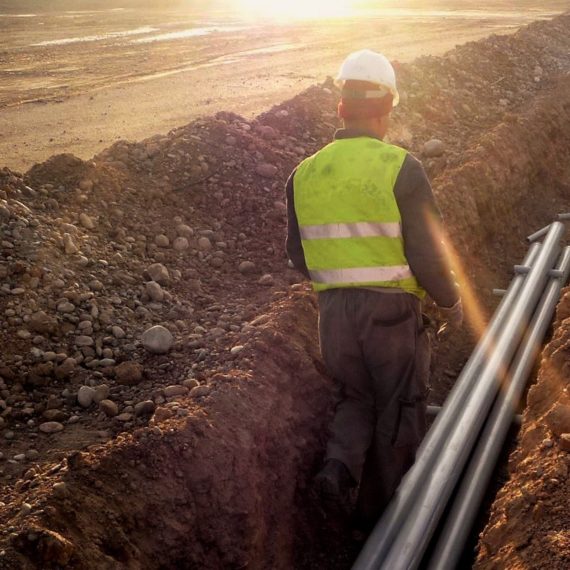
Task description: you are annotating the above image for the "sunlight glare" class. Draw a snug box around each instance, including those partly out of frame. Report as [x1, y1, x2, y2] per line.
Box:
[237, 0, 357, 21]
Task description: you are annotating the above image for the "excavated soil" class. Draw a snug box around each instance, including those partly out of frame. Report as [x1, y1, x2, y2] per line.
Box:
[476, 290, 570, 570]
[0, 12, 569, 570]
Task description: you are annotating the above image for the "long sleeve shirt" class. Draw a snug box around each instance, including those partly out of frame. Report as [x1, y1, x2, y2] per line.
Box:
[285, 128, 459, 308]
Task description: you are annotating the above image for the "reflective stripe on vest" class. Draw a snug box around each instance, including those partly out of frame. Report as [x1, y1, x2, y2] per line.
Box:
[310, 266, 413, 284]
[300, 221, 402, 240]
[293, 136, 426, 298]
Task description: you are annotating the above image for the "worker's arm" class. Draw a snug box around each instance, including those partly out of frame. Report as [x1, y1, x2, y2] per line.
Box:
[285, 170, 311, 278]
[394, 154, 460, 309]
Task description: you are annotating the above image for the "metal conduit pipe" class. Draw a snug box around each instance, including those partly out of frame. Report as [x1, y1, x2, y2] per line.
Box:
[351, 242, 542, 570]
[527, 224, 551, 243]
[527, 213, 570, 243]
[428, 246, 570, 570]
[426, 405, 441, 416]
[427, 405, 523, 425]
[376, 221, 565, 570]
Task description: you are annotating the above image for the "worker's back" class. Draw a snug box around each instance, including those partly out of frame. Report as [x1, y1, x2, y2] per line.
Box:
[292, 136, 424, 297]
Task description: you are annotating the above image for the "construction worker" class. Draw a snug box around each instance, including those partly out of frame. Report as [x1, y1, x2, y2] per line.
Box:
[285, 49, 463, 532]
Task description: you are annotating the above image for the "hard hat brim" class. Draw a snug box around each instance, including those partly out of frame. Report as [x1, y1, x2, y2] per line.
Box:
[336, 76, 400, 107]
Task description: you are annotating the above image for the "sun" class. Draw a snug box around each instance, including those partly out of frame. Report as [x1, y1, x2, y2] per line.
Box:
[236, 0, 357, 21]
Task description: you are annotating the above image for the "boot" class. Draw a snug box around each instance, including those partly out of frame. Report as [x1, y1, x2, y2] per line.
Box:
[313, 458, 355, 516]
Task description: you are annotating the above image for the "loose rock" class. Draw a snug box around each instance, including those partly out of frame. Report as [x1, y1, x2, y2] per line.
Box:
[423, 139, 446, 158]
[173, 237, 189, 252]
[545, 404, 570, 436]
[93, 384, 110, 403]
[256, 163, 278, 178]
[57, 302, 75, 314]
[146, 263, 170, 285]
[29, 311, 58, 335]
[152, 407, 175, 422]
[559, 433, 570, 452]
[115, 412, 133, 422]
[112, 326, 126, 339]
[134, 400, 156, 417]
[145, 281, 164, 302]
[99, 399, 119, 417]
[198, 237, 212, 251]
[176, 224, 194, 237]
[63, 233, 79, 255]
[258, 274, 274, 286]
[20, 503, 32, 516]
[77, 386, 95, 408]
[189, 385, 211, 398]
[141, 325, 174, 354]
[79, 213, 95, 229]
[75, 335, 94, 347]
[39, 422, 65, 434]
[155, 234, 169, 247]
[115, 361, 144, 385]
[53, 482, 68, 498]
[164, 385, 188, 398]
[238, 261, 256, 275]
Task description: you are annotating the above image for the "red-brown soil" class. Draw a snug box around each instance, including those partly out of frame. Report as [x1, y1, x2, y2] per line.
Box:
[0, 12, 569, 570]
[476, 290, 570, 570]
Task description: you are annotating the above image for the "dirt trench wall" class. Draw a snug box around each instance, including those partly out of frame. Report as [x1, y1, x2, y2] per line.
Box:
[476, 290, 570, 569]
[432, 74, 570, 272]
[0, 292, 333, 569]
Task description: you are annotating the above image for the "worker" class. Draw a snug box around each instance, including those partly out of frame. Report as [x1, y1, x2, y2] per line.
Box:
[285, 49, 463, 533]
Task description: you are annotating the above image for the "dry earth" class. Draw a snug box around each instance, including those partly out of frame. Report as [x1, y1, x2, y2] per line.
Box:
[476, 290, 570, 570]
[0, 1, 567, 171]
[0, 9, 569, 570]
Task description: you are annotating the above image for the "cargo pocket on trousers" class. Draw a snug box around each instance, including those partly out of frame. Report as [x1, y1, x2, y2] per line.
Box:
[391, 394, 427, 448]
[416, 310, 432, 383]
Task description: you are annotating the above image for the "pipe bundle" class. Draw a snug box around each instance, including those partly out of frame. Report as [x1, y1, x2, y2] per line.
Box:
[353, 220, 570, 570]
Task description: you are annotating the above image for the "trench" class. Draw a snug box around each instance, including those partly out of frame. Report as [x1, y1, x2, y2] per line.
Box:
[1, 14, 570, 570]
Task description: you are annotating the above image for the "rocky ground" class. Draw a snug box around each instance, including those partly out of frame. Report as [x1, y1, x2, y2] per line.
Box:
[0, 11, 569, 569]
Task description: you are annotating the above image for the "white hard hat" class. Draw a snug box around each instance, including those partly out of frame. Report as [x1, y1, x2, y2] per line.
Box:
[336, 49, 399, 107]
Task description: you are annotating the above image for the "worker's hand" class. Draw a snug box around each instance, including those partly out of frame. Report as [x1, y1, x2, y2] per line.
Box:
[437, 299, 463, 339]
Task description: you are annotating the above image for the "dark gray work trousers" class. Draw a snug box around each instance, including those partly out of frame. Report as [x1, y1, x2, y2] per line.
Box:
[318, 288, 430, 528]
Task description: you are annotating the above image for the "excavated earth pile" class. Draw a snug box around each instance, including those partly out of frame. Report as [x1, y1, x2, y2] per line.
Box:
[2, 294, 334, 569]
[0, 12, 569, 569]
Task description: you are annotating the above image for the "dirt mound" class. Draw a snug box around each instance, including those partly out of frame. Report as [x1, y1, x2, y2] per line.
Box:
[0, 293, 337, 569]
[0, 11, 569, 570]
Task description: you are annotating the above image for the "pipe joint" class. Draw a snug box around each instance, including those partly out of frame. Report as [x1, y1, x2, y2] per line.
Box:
[514, 264, 531, 275]
[549, 269, 565, 279]
[492, 289, 507, 297]
[527, 224, 551, 243]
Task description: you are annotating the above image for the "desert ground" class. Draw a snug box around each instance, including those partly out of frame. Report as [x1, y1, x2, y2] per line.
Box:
[0, 1, 566, 171]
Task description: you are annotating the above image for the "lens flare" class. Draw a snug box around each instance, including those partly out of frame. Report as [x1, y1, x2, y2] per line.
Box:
[426, 211, 526, 392]
[425, 210, 488, 340]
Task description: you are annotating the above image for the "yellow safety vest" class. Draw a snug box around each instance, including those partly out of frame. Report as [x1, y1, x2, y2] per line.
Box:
[293, 136, 426, 297]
